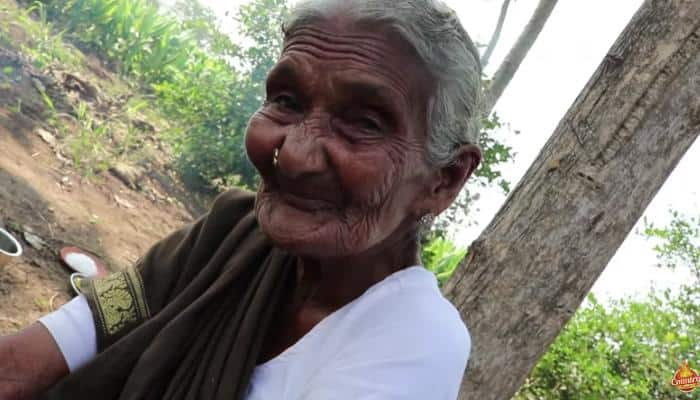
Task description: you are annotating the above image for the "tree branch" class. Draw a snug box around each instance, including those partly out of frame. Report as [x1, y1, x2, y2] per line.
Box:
[483, 0, 558, 113]
[480, 0, 512, 69]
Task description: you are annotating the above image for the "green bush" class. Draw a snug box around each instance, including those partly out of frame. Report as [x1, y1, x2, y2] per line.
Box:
[38, 0, 189, 82]
[422, 234, 467, 286]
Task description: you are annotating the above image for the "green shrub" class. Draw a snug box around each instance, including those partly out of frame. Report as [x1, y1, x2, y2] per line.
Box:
[38, 0, 189, 82]
[422, 235, 467, 286]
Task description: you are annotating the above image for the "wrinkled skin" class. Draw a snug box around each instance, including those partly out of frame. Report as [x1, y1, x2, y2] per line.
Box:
[246, 16, 481, 362]
[248, 19, 480, 261]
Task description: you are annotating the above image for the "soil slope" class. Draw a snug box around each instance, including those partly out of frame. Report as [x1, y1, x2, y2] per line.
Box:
[0, 1, 208, 333]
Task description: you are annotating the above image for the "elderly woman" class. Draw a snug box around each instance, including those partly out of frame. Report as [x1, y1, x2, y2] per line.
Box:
[0, 0, 482, 399]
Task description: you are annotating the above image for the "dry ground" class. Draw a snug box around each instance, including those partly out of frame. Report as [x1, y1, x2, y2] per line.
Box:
[0, 115, 197, 333]
[0, 1, 210, 332]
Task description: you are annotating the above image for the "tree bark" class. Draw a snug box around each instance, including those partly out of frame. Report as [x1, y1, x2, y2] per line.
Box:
[447, 1, 700, 399]
[480, 0, 512, 69]
[483, 0, 558, 113]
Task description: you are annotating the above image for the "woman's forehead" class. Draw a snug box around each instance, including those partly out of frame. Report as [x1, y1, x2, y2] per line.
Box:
[278, 21, 432, 106]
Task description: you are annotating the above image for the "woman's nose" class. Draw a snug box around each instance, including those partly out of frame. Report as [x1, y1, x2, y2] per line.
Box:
[278, 118, 330, 179]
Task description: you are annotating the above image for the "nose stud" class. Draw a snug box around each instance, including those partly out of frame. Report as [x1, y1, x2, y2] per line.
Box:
[272, 148, 279, 167]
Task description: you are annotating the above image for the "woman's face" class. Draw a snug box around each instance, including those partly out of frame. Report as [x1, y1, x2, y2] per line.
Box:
[247, 20, 449, 259]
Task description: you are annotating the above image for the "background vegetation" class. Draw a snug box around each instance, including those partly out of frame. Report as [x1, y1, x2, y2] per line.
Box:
[515, 212, 699, 399]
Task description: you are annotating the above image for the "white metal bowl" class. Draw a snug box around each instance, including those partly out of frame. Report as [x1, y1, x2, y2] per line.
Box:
[0, 227, 23, 268]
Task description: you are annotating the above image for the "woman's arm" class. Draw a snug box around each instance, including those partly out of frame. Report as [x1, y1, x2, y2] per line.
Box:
[0, 323, 69, 400]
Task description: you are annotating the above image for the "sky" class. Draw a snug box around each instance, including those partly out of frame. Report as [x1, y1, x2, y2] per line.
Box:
[195, 0, 698, 303]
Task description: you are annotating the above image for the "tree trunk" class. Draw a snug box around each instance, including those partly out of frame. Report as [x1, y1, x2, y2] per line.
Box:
[446, 1, 700, 399]
[483, 0, 558, 113]
[480, 0, 512, 69]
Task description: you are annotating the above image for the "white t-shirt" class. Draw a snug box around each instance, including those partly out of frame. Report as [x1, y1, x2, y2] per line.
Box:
[40, 266, 471, 399]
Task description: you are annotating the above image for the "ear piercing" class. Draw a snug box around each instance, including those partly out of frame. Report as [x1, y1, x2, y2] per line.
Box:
[273, 148, 279, 167]
[419, 213, 435, 227]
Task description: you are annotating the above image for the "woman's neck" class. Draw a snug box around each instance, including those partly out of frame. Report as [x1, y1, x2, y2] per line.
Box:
[295, 227, 423, 310]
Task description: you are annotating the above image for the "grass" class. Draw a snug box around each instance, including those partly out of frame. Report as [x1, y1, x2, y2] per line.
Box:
[65, 101, 111, 175]
[27, 0, 274, 189]
[0, 1, 83, 68]
[64, 99, 154, 176]
[37, 0, 191, 83]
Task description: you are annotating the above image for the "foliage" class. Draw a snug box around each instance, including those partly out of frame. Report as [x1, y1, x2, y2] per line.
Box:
[421, 234, 467, 287]
[170, 0, 240, 59]
[475, 112, 514, 193]
[235, 0, 288, 95]
[516, 291, 699, 400]
[160, 0, 289, 190]
[151, 50, 247, 189]
[38, 0, 190, 83]
[643, 211, 700, 276]
[515, 212, 700, 399]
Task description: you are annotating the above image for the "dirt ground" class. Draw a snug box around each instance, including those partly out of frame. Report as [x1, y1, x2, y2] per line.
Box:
[0, 0, 217, 334]
[0, 112, 202, 333]
[0, 42, 216, 334]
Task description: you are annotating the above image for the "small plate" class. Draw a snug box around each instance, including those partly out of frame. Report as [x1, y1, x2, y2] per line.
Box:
[59, 247, 109, 278]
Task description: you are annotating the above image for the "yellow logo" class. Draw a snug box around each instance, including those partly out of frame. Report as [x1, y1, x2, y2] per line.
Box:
[671, 360, 700, 393]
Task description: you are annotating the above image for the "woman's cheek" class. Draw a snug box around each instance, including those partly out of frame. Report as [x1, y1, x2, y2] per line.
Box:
[245, 112, 282, 173]
[340, 156, 394, 206]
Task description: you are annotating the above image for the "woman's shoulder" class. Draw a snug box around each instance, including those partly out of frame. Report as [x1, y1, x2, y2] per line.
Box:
[303, 267, 471, 399]
[338, 266, 471, 362]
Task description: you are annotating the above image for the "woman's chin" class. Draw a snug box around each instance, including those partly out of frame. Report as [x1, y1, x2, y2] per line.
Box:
[264, 225, 338, 258]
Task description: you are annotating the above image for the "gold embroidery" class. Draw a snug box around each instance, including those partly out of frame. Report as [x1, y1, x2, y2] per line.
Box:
[88, 267, 150, 342]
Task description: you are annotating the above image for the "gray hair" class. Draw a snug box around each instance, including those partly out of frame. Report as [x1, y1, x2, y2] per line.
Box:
[283, 0, 482, 166]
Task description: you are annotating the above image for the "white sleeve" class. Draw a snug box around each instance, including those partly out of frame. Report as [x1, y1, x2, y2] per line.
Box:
[38, 294, 98, 372]
[302, 293, 471, 400]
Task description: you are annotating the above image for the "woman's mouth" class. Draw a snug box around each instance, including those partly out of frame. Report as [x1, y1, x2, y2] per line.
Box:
[279, 192, 337, 212]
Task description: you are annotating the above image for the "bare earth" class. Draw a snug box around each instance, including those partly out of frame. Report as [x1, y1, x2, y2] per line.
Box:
[0, 116, 200, 333]
[0, 43, 212, 334]
[0, 0, 214, 334]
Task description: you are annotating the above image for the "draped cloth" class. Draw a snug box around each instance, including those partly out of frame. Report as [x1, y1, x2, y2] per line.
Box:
[43, 188, 297, 400]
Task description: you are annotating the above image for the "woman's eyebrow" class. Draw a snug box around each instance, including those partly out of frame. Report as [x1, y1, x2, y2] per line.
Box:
[335, 79, 401, 113]
[266, 62, 303, 90]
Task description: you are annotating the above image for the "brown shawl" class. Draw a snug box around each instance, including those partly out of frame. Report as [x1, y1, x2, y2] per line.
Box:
[43, 188, 297, 400]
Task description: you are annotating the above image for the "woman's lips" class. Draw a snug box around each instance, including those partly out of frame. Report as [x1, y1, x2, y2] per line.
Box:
[260, 175, 341, 211]
[279, 192, 337, 212]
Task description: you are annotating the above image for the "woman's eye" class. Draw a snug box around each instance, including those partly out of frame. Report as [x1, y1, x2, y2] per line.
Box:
[356, 117, 382, 132]
[272, 94, 302, 113]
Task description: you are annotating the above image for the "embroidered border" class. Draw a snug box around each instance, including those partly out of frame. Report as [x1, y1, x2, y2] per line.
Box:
[85, 267, 150, 343]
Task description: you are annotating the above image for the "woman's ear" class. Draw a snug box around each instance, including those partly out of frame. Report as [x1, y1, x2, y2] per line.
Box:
[428, 144, 481, 215]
